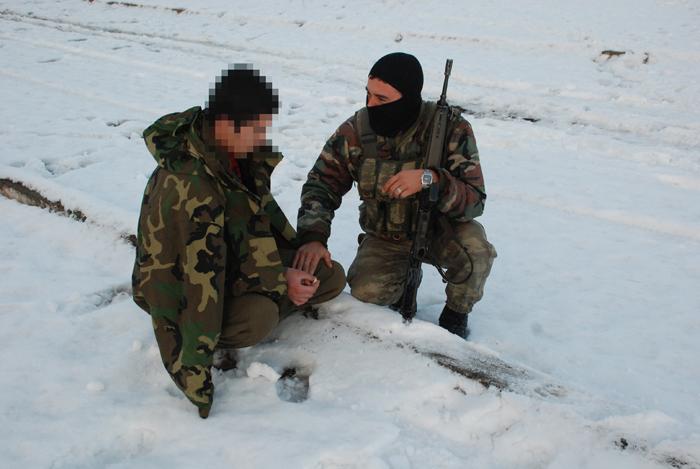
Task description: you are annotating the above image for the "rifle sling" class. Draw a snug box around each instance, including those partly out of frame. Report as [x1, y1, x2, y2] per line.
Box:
[424, 105, 449, 170]
[357, 108, 378, 161]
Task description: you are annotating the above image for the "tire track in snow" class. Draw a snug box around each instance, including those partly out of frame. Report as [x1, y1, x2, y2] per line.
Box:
[493, 188, 700, 243]
[656, 174, 700, 192]
[3, 8, 698, 154]
[0, 9, 347, 79]
[0, 172, 569, 403]
[82, 0, 700, 65]
[0, 9, 363, 104]
[0, 68, 165, 115]
[0, 32, 208, 79]
[3, 34, 699, 243]
[2, 177, 698, 469]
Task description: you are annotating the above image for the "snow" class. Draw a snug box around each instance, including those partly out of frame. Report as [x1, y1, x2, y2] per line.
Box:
[246, 362, 282, 382]
[1, 0, 700, 467]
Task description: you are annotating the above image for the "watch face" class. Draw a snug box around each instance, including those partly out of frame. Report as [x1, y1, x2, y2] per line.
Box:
[422, 171, 433, 186]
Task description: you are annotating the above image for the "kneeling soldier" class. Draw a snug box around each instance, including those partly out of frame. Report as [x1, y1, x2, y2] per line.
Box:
[295, 53, 496, 339]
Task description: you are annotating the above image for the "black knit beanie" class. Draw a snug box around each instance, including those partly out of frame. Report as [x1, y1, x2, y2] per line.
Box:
[369, 52, 424, 99]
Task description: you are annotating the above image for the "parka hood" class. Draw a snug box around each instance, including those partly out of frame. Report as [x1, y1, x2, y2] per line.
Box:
[142, 106, 283, 182]
[142, 106, 200, 169]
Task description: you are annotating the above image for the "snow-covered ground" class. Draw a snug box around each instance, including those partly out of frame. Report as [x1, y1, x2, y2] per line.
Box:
[1, 1, 699, 467]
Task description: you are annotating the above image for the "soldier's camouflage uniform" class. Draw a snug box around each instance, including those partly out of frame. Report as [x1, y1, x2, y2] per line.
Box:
[132, 107, 345, 416]
[298, 102, 496, 314]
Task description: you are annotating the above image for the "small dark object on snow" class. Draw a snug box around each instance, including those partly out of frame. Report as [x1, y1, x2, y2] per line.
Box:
[276, 368, 310, 403]
[616, 437, 629, 450]
[600, 50, 626, 59]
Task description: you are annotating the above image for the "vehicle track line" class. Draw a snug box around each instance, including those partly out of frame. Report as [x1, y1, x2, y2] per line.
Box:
[0, 32, 207, 79]
[0, 68, 165, 115]
[494, 188, 700, 242]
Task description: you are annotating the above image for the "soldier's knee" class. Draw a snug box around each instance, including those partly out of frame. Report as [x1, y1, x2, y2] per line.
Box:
[219, 299, 279, 348]
[455, 222, 497, 262]
[350, 283, 381, 304]
[311, 261, 347, 304]
[349, 278, 399, 306]
[459, 242, 496, 282]
[326, 261, 347, 297]
[470, 239, 497, 264]
[245, 307, 279, 344]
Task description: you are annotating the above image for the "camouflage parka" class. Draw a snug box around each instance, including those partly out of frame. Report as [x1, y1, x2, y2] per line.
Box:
[297, 102, 486, 245]
[132, 106, 297, 415]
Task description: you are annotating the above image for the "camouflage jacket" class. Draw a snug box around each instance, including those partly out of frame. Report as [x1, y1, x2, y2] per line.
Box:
[297, 102, 486, 245]
[132, 106, 296, 414]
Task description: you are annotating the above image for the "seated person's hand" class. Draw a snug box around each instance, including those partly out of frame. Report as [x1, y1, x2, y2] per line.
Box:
[285, 267, 319, 306]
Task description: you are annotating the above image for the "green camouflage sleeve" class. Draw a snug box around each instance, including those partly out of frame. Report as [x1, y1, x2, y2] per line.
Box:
[257, 155, 298, 246]
[132, 169, 226, 415]
[433, 114, 486, 220]
[297, 121, 357, 245]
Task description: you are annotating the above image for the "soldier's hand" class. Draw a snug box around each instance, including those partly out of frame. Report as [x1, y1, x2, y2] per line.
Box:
[293, 241, 332, 275]
[285, 268, 319, 306]
[383, 169, 437, 199]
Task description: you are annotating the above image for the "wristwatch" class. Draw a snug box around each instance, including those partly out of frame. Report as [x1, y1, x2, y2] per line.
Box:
[421, 169, 434, 189]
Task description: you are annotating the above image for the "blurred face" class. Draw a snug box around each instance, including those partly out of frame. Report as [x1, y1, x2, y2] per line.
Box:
[365, 77, 402, 107]
[214, 114, 272, 157]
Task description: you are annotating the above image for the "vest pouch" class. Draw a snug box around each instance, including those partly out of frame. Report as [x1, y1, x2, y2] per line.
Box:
[385, 198, 417, 234]
[357, 158, 377, 199]
[358, 200, 383, 234]
[375, 160, 404, 196]
[359, 198, 419, 237]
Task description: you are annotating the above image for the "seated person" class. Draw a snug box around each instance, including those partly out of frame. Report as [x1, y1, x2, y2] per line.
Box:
[132, 65, 346, 418]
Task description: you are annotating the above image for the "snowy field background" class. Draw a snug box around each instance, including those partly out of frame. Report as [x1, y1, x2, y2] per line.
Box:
[1, 0, 699, 467]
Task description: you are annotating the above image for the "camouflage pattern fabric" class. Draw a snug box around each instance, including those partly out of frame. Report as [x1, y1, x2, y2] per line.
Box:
[297, 101, 486, 245]
[347, 220, 496, 313]
[132, 107, 297, 415]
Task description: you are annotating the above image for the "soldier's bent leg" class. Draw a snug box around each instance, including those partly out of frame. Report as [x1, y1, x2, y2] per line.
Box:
[309, 260, 346, 305]
[347, 234, 411, 306]
[431, 220, 497, 313]
[218, 294, 279, 348]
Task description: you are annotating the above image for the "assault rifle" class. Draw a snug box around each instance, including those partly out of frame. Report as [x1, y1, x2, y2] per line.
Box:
[394, 59, 453, 322]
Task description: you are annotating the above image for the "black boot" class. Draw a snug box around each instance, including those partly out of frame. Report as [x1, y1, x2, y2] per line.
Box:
[212, 348, 238, 371]
[438, 306, 469, 339]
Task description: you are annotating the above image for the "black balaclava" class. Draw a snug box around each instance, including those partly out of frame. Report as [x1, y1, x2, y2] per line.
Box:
[367, 52, 424, 137]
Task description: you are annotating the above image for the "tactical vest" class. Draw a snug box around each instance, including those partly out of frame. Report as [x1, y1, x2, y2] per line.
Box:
[355, 102, 438, 240]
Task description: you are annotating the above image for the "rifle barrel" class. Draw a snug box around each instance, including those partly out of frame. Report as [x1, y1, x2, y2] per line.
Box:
[439, 59, 453, 105]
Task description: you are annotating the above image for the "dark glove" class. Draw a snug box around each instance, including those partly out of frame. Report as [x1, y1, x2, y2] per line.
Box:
[438, 306, 469, 339]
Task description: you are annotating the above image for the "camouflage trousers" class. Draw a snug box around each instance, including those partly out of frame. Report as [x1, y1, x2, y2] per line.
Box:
[347, 220, 496, 314]
[217, 250, 346, 349]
